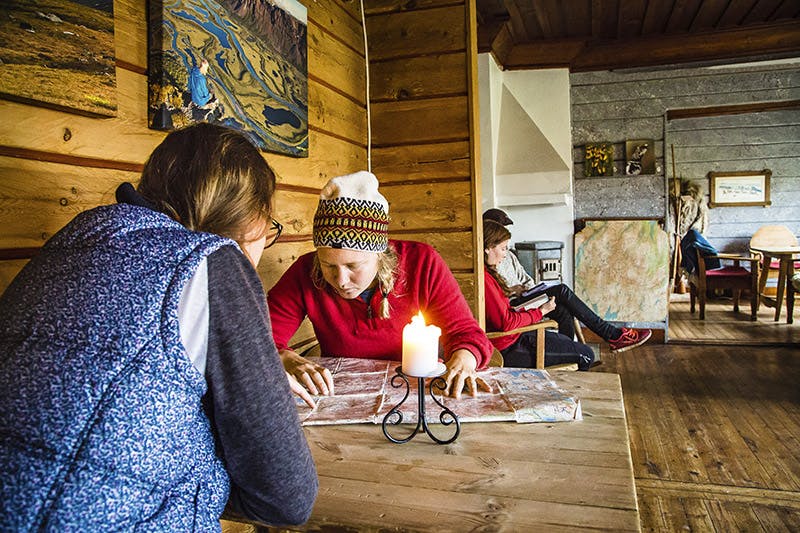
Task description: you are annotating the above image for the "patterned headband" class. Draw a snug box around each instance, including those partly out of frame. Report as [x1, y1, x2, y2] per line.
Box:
[313, 197, 390, 252]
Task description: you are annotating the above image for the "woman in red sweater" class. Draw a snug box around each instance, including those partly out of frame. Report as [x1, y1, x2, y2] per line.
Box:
[483, 220, 651, 370]
[268, 172, 493, 405]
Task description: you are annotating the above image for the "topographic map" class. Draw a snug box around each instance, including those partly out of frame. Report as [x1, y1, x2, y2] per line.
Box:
[295, 358, 582, 426]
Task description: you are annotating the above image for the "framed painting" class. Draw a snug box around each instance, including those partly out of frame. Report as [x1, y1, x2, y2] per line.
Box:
[625, 139, 654, 175]
[0, 0, 116, 117]
[708, 170, 771, 207]
[148, 0, 308, 157]
[584, 143, 614, 177]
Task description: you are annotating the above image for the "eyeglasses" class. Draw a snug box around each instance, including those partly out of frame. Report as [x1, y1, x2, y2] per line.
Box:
[264, 218, 283, 249]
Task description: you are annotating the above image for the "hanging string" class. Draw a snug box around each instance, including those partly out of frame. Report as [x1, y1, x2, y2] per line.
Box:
[359, 0, 372, 172]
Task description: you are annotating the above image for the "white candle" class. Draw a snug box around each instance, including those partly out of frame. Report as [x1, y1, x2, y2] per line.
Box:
[401, 311, 441, 377]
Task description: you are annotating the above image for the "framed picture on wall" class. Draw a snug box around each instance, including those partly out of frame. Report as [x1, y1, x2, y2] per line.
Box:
[708, 170, 771, 207]
[625, 139, 654, 175]
[0, 0, 117, 118]
[584, 143, 614, 176]
[148, 0, 309, 157]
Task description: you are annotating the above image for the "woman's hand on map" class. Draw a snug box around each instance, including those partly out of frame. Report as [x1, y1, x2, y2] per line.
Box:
[286, 372, 317, 409]
[280, 349, 335, 407]
[443, 349, 492, 399]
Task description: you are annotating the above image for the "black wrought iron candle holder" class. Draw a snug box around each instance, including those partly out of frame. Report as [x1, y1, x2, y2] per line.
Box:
[381, 366, 460, 444]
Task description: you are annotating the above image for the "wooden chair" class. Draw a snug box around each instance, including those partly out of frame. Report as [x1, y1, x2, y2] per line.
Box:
[688, 249, 760, 320]
[485, 319, 558, 368]
[299, 342, 322, 358]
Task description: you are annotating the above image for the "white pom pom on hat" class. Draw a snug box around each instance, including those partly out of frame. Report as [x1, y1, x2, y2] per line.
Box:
[319, 171, 389, 213]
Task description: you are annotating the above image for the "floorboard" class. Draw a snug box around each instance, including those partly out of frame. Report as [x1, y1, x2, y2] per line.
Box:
[598, 298, 800, 533]
[668, 293, 800, 344]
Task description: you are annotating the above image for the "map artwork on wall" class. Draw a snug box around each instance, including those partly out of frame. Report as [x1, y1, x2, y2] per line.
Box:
[574, 219, 669, 324]
[0, 0, 117, 118]
[148, 0, 308, 157]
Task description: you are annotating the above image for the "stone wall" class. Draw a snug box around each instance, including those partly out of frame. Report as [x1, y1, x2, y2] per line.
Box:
[570, 60, 800, 252]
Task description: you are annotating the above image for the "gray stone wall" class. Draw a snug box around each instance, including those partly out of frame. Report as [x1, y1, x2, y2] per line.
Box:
[668, 109, 800, 252]
[570, 60, 800, 252]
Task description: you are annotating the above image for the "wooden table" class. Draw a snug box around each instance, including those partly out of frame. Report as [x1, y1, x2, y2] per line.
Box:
[750, 245, 800, 323]
[280, 371, 640, 532]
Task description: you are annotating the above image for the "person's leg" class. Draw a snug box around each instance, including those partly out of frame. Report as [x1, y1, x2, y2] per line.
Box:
[545, 284, 621, 341]
[542, 330, 595, 370]
[502, 330, 595, 371]
[544, 283, 652, 353]
[501, 332, 537, 368]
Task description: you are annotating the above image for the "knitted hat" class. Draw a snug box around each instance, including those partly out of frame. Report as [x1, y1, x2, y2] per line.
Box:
[313, 171, 390, 252]
[483, 208, 513, 226]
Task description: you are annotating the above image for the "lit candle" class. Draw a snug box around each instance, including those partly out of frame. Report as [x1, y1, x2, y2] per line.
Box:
[401, 311, 441, 377]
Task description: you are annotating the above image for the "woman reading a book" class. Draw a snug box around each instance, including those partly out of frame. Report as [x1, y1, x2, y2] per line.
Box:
[483, 220, 651, 370]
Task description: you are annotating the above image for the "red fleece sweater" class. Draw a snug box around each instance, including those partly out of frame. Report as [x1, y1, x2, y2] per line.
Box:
[267, 240, 493, 369]
[484, 270, 544, 351]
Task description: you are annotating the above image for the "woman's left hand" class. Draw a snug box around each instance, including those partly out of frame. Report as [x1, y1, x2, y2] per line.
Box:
[442, 349, 492, 398]
[539, 296, 557, 315]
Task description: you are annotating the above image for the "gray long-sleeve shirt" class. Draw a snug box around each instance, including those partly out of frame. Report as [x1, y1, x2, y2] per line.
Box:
[202, 246, 317, 526]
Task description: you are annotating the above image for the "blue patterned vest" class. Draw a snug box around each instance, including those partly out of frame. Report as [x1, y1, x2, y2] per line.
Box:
[0, 204, 234, 531]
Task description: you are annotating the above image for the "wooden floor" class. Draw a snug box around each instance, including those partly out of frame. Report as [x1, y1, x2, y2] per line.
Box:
[594, 296, 800, 532]
[668, 293, 800, 344]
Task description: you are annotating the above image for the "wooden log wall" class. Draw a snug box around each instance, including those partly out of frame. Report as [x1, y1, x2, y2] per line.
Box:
[0, 0, 369, 347]
[570, 60, 800, 253]
[364, 0, 484, 322]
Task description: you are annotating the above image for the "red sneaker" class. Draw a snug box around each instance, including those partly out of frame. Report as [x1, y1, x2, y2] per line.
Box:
[609, 328, 652, 353]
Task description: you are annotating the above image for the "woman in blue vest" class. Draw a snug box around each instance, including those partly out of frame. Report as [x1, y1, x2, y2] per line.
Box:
[0, 123, 317, 530]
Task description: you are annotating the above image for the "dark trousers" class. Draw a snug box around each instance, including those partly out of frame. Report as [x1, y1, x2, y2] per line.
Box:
[502, 329, 595, 371]
[543, 283, 622, 341]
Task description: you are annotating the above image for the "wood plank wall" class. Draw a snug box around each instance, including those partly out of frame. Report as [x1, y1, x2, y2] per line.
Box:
[569, 60, 800, 253]
[667, 107, 800, 252]
[364, 0, 484, 322]
[0, 0, 369, 346]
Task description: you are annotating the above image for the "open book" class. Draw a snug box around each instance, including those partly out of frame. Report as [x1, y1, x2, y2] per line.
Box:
[509, 281, 554, 310]
[513, 292, 549, 310]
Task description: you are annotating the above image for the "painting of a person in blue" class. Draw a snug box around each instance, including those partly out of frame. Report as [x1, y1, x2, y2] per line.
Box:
[188, 58, 216, 108]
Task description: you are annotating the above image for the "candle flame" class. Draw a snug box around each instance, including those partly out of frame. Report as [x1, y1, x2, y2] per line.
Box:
[411, 311, 426, 325]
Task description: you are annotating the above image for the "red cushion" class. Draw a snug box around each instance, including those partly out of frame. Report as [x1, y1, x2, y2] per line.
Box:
[706, 266, 750, 278]
[768, 259, 800, 269]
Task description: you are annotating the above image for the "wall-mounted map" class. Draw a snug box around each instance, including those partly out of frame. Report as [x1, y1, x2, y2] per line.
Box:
[574, 219, 669, 325]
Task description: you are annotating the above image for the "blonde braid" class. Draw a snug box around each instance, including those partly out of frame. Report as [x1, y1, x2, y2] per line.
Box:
[376, 245, 398, 319]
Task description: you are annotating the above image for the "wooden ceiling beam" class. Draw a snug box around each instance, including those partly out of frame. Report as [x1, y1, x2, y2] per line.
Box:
[741, 0, 784, 24]
[502, 0, 530, 42]
[618, 0, 647, 38]
[488, 24, 515, 67]
[502, 38, 586, 69]
[496, 20, 800, 71]
[477, 20, 507, 52]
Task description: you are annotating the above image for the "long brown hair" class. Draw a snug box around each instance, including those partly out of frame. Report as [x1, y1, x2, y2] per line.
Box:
[138, 123, 276, 244]
[483, 219, 513, 295]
